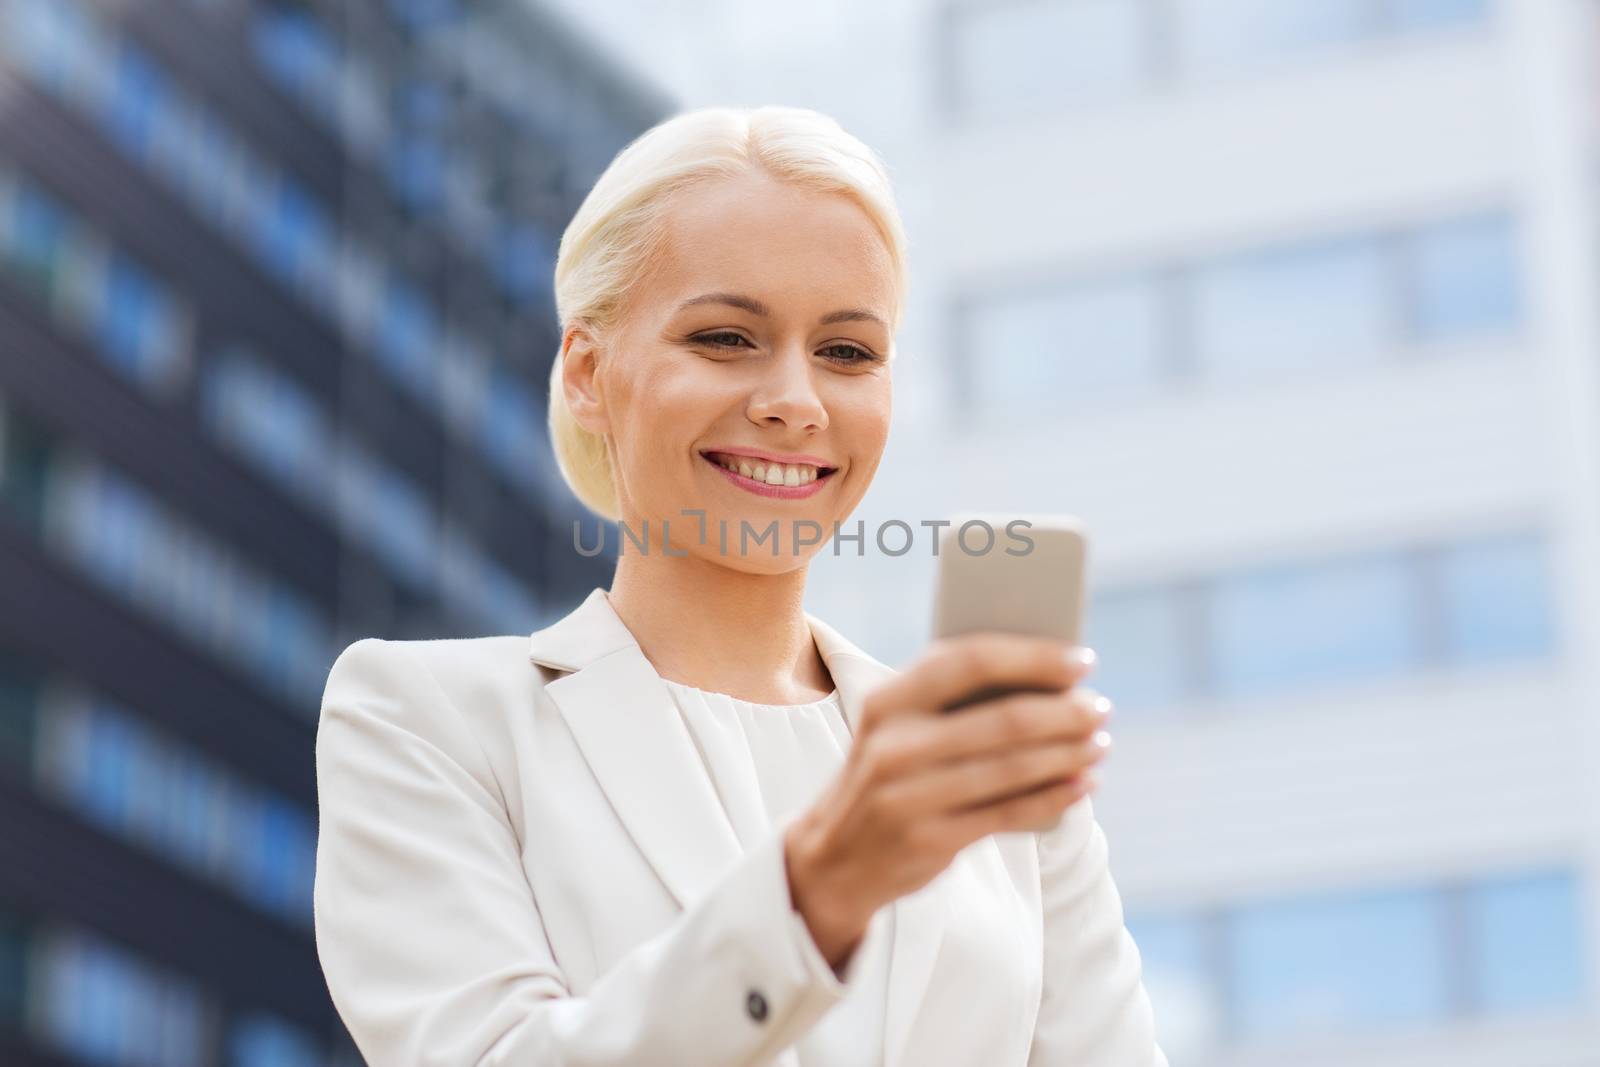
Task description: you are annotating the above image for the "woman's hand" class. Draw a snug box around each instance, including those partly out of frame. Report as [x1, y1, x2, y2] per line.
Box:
[783, 632, 1112, 971]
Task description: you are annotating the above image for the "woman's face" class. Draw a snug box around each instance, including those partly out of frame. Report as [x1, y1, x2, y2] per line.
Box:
[566, 169, 896, 571]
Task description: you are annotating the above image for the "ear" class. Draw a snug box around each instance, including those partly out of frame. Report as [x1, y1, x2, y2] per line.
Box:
[561, 322, 612, 436]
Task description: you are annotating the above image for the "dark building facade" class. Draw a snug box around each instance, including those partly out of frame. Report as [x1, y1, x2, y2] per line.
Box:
[0, 0, 664, 1062]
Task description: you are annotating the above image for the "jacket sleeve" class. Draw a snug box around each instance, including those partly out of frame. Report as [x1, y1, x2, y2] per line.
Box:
[1027, 793, 1170, 1066]
[312, 637, 858, 1067]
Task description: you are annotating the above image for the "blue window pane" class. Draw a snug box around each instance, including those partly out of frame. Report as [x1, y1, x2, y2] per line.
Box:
[81, 703, 133, 830]
[1437, 534, 1552, 663]
[4, 0, 90, 93]
[371, 465, 436, 585]
[950, 0, 1147, 120]
[377, 281, 439, 395]
[968, 275, 1167, 415]
[1467, 870, 1586, 1013]
[255, 177, 331, 288]
[203, 352, 334, 507]
[1125, 913, 1220, 1050]
[483, 366, 542, 490]
[1194, 235, 1390, 380]
[389, 0, 461, 29]
[106, 43, 171, 163]
[389, 136, 445, 210]
[1084, 586, 1189, 712]
[495, 223, 555, 301]
[1176, 0, 1379, 72]
[400, 79, 448, 127]
[250, 9, 337, 110]
[9, 180, 67, 288]
[253, 796, 307, 913]
[1211, 552, 1420, 699]
[99, 253, 156, 376]
[230, 1012, 321, 1067]
[1409, 214, 1520, 341]
[1231, 885, 1449, 1036]
[1391, 0, 1491, 31]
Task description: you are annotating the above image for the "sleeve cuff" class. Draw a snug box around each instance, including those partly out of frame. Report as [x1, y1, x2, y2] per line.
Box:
[787, 902, 852, 995]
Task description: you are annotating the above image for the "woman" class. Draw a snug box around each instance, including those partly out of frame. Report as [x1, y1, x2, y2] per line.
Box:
[313, 105, 1168, 1067]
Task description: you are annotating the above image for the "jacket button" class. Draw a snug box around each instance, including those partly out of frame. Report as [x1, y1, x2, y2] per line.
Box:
[746, 989, 768, 1022]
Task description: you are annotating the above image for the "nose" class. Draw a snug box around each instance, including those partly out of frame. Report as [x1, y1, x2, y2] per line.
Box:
[746, 344, 828, 433]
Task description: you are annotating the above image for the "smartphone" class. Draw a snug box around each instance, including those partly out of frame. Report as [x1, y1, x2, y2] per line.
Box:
[930, 513, 1091, 832]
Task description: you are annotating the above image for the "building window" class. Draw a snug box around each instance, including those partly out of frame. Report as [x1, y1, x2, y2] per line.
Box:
[1191, 234, 1391, 381]
[939, 0, 1491, 123]
[32, 925, 213, 1067]
[1229, 884, 1451, 1036]
[1173, 0, 1380, 74]
[1124, 912, 1221, 1052]
[943, 0, 1150, 122]
[1210, 549, 1419, 700]
[34, 687, 318, 926]
[229, 1012, 324, 1067]
[0, 170, 192, 400]
[377, 278, 442, 400]
[958, 209, 1521, 422]
[962, 272, 1168, 418]
[1433, 532, 1553, 664]
[201, 346, 335, 513]
[1464, 869, 1587, 1014]
[39, 452, 334, 708]
[1405, 213, 1520, 343]
[1390, 0, 1492, 31]
[1084, 584, 1190, 713]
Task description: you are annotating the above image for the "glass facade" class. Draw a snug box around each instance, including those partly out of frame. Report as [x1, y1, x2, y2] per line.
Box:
[1084, 530, 1553, 713]
[1127, 866, 1588, 1049]
[0, 0, 658, 1060]
[946, 0, 1148, 121]
[943, 0, 1494, 118]
[961, 212, 1521, 418]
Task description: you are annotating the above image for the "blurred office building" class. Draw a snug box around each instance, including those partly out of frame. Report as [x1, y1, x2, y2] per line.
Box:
[790, 0, 1598, 1063]
[0, 0, 664, 1062]
[539, 0, 1600, 1063]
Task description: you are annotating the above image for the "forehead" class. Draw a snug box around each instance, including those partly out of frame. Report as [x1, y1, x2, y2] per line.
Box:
[645, 171, 896, 317]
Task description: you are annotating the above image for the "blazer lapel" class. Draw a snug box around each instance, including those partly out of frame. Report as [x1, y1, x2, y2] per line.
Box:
[527, 587, 743, 910]
[528, 587, 948, 1067]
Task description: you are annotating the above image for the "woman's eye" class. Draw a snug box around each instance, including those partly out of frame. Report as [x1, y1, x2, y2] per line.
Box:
[694, 331, 750, 349]
[822, 343, 880, 364]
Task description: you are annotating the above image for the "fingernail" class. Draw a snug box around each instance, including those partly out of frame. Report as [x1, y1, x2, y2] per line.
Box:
[1092, 729, 1112, 750]
[1066, 646, 1097, 670]
[1092, 695, 1112, 719]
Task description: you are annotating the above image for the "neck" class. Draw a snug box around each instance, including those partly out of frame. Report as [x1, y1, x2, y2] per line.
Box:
[606, 546, 833, 705]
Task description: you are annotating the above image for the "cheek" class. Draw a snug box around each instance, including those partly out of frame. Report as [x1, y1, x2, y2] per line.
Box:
[836, 382, 892, 450]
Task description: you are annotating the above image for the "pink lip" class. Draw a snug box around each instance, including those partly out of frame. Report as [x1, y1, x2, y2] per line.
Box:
[700, 452, 835, 499]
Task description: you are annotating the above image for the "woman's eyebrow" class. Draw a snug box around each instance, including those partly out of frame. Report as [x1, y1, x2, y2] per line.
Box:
[676, 291, 887, 328]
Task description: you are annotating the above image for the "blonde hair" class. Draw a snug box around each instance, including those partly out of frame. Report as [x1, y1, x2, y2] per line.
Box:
[546, 105, 909, 521]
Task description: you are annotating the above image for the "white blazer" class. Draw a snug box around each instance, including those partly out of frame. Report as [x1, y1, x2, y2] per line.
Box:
[313, 586, 1169, 1067]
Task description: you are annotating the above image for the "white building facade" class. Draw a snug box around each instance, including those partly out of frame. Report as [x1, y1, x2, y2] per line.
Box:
[541, 0, 1600, 1061]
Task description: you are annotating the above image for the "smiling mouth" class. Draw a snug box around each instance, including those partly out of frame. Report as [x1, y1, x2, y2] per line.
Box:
[699, 450, 838, 488]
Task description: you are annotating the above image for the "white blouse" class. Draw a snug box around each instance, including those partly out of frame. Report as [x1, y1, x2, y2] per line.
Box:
[660, 676, 896, 1067]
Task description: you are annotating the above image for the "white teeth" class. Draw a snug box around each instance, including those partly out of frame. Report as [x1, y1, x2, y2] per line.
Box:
[710, 453, 823, 485]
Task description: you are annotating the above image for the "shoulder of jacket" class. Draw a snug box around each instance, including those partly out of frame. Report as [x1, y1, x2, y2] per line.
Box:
[324, 634, 535, 703]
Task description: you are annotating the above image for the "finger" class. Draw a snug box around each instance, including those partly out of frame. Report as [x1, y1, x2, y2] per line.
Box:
[949, 769, 1099, 841]
[898, 686, 1112, 770]
[876, 728, 1111, 822]
[870, 633, 1096, 724]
